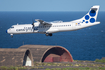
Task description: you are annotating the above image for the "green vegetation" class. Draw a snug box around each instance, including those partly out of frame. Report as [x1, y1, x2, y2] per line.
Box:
[0, 58, 105, 70]
[95, 59, 105, 63]
[0, 66, 26, 70]
[45, 67, 105, 70]
[33, 60, 105, 67]
[1, 66, 105, 70]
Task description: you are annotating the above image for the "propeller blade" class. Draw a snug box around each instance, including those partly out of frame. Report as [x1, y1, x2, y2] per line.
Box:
[32, 19, 35, 32]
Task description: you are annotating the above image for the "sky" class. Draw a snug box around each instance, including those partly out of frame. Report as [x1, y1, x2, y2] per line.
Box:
[0, 0, 105, 11]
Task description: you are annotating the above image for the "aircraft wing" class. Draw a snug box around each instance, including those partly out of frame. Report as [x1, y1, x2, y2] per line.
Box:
[35, 19, 52, 25]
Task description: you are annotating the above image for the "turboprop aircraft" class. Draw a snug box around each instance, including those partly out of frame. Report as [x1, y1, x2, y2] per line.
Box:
[6, 5, 100, 37]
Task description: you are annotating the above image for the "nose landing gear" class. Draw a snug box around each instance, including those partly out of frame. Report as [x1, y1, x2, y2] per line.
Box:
[46, 33, 52, 36]
[10, 34, 13, 38]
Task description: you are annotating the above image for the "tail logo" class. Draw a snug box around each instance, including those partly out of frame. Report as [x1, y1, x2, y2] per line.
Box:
[85, 15, 89, 20]
[82, 7, 97, 23]
[89, 10, 96, 17]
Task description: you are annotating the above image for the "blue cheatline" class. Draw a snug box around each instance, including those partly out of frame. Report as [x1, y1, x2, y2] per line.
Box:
[89, 10, 96, 17]
[90, 18, 95, 23]
[85, 15, 89, 20]
[86, 21, 88, 23]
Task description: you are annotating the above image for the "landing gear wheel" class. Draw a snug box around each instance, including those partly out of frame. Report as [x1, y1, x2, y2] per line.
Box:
[49, 33, 52, 36]
[46, 33, 49, 36]
[11, 35, 13, 38]
[45, 33, 52, 36]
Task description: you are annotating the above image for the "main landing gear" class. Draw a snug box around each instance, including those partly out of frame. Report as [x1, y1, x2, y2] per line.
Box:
[45, 33, 52, 36]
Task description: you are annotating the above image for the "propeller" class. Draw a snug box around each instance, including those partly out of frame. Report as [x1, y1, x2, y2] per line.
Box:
[32, 20, 34, 32]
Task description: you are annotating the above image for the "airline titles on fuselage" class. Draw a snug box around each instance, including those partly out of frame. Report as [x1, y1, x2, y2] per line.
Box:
[16, 27, 33, 32]
[16, 24, 72, 32]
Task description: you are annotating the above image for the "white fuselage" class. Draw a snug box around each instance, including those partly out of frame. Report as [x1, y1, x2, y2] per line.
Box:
[7, 21, 100, 35]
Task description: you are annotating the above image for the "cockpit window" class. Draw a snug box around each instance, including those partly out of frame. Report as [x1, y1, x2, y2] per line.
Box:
[10, 27, 14, 28]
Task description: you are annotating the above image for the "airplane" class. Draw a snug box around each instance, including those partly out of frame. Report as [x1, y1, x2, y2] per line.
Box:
[6, 5, 100, 37]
